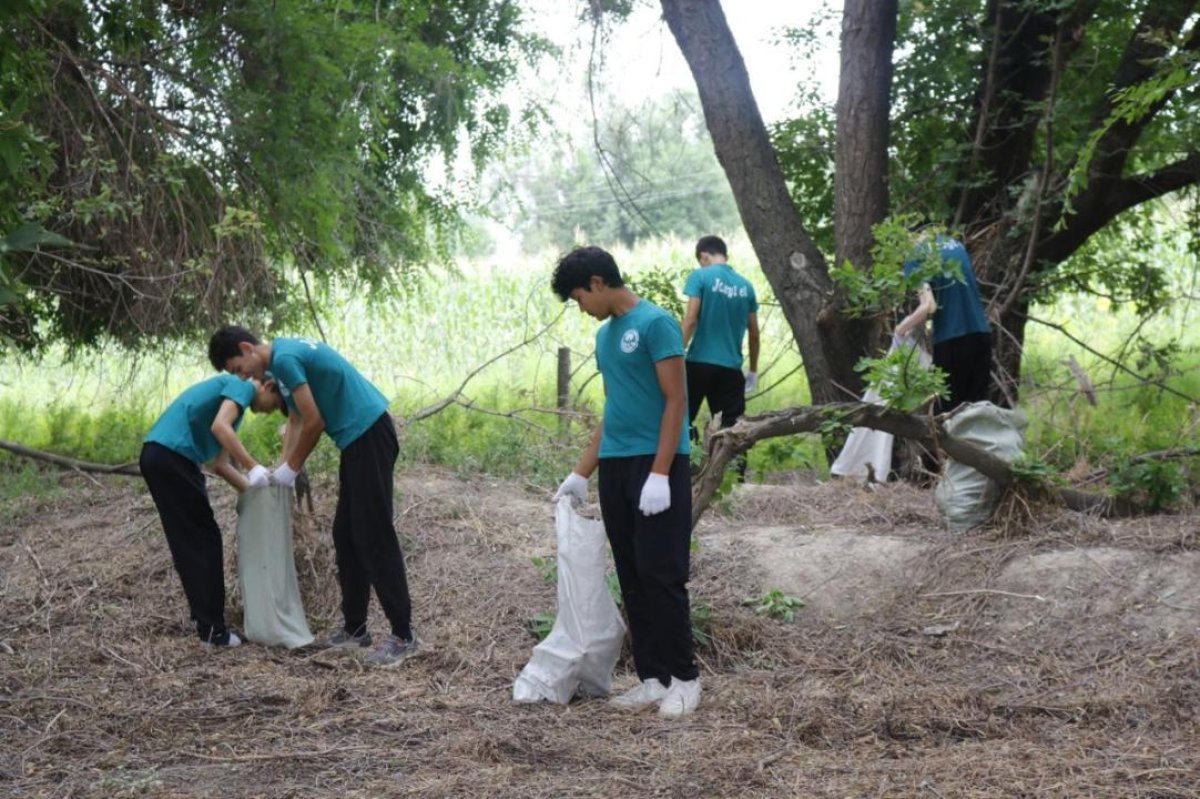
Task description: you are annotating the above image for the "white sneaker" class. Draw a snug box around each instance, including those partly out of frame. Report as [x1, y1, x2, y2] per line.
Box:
[658, 677, 701, 718]
[609, 678, 668, 709]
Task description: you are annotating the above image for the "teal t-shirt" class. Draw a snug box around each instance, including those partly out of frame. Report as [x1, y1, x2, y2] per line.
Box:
[268, 338, 389, 450]
[144, 374, 256, 464]
[596, 300, 690, 459]
[903, 237, 990, 345]
[683, 263, 759, 369]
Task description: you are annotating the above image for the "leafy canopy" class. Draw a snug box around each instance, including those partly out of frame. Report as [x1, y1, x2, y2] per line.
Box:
[0, 0, 544, 352]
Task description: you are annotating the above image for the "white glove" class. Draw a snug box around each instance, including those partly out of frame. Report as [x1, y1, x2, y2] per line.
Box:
[553, 472, 589, 504]
[271, 463, 299, 487]
[246, 464, 270, 489]
[744, 371, 758, 394]
[638, 473, 671, 516]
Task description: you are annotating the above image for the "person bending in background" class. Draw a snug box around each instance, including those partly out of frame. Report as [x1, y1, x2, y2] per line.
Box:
[551, 245, 701, 718]
[140, 375, 285, 648]
[207, 326, 417, 668]
[894, 232, 992, 413]
[681, 235, 759, 476]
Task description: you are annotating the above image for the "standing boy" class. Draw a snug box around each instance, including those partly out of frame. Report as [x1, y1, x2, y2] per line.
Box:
[681, 236, 759, 468]
[551, 246, 701, 718]
[894, 233, 991, 412]
[140, 375, 285, 648]
[207, 327, 417, 668]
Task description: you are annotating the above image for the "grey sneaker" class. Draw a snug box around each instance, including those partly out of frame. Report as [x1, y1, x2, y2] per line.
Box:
[200, 630, 242, 650]
[326, 628, 373, 649]
[364, 634, 419, 668]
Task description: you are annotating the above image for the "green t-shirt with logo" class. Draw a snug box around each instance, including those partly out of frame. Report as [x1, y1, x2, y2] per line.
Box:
[683, 263, 758, 370]
[269, 338, 389, 450]
[144, 374, 256, 464]
[596, 299, 690, 459]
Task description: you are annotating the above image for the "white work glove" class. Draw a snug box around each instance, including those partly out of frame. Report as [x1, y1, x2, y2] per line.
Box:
[246, 464, 270, 489]
[553, 472, 589, 504]
[638, 473, 671, 516]
[744, 371, 758, 394]
[271, 463, 299, 487]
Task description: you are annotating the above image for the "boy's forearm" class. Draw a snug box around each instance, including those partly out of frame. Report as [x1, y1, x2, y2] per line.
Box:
[573, 424, 603, 478]
[212, 453, 248, 491]
[651, 396, 684, 475]
[212, 421, 257, 471]
[287, 422, 323, 470]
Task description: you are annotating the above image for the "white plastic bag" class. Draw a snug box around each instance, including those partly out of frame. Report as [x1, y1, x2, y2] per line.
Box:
[831, 335, 931, 482]
[935, 402, 1028, 530]
[236, 485, 315, 649]
[512, 498, 626, 704]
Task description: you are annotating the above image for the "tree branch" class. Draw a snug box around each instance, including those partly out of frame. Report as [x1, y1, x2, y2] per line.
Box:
[690, 403, 1135, 529]
[1040, 152, 1200, 263]
[0, 440, 140, 477]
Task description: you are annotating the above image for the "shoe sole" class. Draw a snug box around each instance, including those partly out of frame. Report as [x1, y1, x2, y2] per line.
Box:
[364, 642, 421, 668]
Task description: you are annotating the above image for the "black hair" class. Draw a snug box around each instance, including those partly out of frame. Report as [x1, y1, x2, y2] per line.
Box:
[695, 235, 727, 258]
[550, 246, 624, 301]
[208, 325, 260, 371]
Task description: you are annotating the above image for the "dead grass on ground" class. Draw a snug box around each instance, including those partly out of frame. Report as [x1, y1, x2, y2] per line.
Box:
[1, 469, 1198, 798]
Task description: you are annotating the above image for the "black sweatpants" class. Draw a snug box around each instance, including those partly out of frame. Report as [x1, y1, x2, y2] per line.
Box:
[686, 361, 745, 436]
[139, 442, 231, 643]
[933, 332, 992, 413]
[598, 453, 698, 685]
[687, 360, 747, 475]
[333, 413, 413, 641]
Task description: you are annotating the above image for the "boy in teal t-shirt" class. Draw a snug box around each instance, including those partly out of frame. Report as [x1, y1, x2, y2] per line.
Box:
[551, 246, 700, 719]
[896, 233, 992, 411]
[208, 327, 416, 668]
[140, 375, 285, 648]
[681, 235, 759, 478]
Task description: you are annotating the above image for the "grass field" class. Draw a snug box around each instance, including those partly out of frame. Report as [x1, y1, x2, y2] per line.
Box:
[1, 233, 1198, 492]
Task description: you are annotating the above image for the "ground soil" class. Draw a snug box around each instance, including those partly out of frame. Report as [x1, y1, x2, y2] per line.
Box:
[2, 468, 1198, 798]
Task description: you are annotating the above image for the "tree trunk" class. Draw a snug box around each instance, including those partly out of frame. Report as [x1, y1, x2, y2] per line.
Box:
[660, 0, 864, 403]
[834, 0, 898, 364]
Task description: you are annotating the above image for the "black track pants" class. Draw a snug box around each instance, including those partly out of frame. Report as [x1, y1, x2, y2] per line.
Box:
[332, 413, 413, 641]
[140, 442, 230, 643]
[598, 453, 698, 684]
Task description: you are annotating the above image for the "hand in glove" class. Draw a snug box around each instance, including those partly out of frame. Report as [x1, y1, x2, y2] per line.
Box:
[246, 464, 270, 489]
[553, 472, 589, 504]
[638, 472, 671, 516]
[744, 371, 758, 394]
[271, 463, 299, 487]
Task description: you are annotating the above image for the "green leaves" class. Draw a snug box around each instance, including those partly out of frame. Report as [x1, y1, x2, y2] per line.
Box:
[1, 0, 540, 353]
[743, 589, 806, 622]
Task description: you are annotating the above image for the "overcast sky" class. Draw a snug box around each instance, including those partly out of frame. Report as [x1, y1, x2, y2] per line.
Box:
[523, 0, 841, 124]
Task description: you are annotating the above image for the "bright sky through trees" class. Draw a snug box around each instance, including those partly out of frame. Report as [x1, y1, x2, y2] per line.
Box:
[524, 0, 840, 124]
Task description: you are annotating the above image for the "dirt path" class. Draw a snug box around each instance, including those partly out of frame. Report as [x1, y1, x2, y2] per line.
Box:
[1, 471, 1198, 797]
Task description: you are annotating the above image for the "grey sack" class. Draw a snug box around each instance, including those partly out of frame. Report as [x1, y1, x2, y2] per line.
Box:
[236, 485, 315, 649]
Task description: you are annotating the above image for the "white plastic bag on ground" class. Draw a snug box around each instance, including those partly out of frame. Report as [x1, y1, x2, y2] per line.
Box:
[935, 402, 1028, 531]
[512, 498, 626, 704]
[831, 335, 931, 482]
[236, 485, 314, 649]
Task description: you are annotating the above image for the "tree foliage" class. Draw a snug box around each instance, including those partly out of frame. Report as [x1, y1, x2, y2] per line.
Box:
[667, 0, 1200, 403]
[0, 0, 542, 352]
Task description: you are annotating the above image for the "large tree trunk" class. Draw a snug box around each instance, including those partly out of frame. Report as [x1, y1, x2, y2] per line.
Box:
[834, 0, 898, 358]
[660, 0, 865, 403]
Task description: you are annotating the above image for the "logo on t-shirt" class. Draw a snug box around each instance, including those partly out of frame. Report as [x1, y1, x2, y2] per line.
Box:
[712, 278, 748, 299]
[620, 329, 640, 353]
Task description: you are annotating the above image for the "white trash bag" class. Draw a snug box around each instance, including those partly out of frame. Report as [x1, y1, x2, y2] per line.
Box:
[831, 335, 931, 483]
[236, 485, 315, 649]
[935, 402, 1028, 531]
[512, 498, 626, 704]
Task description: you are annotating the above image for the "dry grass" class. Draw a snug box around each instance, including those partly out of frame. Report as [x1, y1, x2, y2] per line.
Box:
[2, 469, 1199, 798]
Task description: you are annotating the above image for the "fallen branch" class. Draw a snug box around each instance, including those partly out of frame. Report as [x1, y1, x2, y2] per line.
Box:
[689, 403, 1137, 528]
[0, 439, 140, 477]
